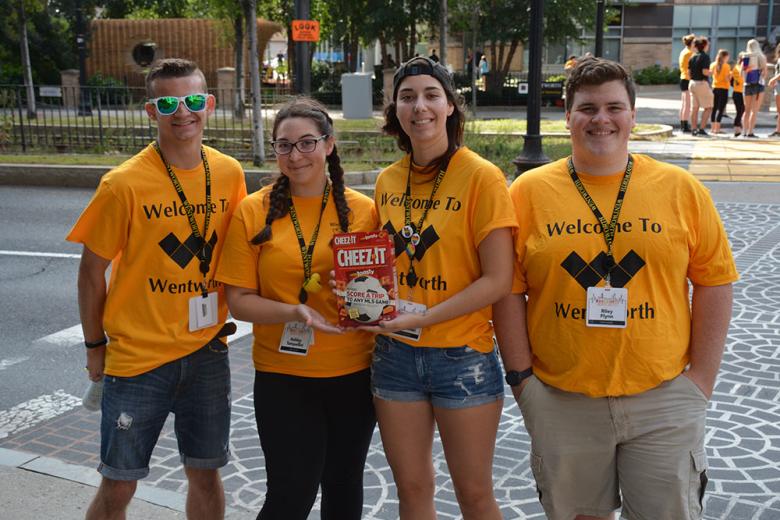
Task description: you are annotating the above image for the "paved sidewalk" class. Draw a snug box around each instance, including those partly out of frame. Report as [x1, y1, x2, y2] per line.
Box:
[1, 185, 779, 519]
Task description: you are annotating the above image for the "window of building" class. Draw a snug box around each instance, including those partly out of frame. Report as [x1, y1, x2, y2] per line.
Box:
[672, 4, 757, 64]
[132, 42, 157, 68]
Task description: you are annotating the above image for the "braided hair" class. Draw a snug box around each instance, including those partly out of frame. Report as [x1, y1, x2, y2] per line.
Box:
[251, 97, 351, 245]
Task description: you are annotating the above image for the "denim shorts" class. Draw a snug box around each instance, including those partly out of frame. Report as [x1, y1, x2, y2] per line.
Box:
[98, 339, 231, 480]
[745, 83, 765, 96]
[370, 334, 503, 409]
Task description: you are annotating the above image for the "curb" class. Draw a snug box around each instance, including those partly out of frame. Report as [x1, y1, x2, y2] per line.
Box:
[0, 447, 249, 517]
[0, 163, 381, 191]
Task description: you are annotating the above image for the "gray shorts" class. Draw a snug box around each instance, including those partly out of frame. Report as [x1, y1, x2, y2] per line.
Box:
[517, 373, 709, 520]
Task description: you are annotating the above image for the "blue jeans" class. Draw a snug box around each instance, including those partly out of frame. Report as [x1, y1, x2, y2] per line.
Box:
[98, 340, 231, 480]
[371, 334, 504, 409]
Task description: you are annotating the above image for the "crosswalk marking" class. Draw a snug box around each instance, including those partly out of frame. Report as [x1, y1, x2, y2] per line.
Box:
[33, 325, 84, 348]
[33, 321, 252, 350]
[0, 250, 81, 259]
[0, 390, 82, 439]
[0, 357, 29, 371]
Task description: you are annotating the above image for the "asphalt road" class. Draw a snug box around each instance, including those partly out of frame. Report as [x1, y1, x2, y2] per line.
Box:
[0, 186, 91, 409]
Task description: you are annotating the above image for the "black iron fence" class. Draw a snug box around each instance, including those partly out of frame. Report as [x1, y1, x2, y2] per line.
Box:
[0, 84, 293, 158]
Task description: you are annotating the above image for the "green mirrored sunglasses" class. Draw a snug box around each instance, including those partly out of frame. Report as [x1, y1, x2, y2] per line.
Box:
[149, 93, 209, 115]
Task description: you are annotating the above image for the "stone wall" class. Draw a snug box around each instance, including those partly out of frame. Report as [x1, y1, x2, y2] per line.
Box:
[622, 39, 674, 71]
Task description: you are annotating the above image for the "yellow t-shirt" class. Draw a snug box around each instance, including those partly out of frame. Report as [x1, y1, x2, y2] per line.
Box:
[679, 48, 693, 80]
[67, 143, 247, 377]
[215, 185, 378, 377]
[732, 64, 744, 93]
[710, 62, 731, 89]
[510, 155, 738, 397]
[375, 147, 517, 352]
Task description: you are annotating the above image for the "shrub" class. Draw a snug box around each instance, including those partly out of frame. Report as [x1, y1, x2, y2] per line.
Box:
[633, 65, 679, 85]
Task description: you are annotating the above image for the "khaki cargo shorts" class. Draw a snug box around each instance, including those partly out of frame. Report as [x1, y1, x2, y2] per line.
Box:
[689, 80, 714, 108]
[517, 373, 709, 520]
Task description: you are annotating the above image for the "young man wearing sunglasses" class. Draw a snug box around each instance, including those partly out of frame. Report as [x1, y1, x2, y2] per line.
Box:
[68, 58, 246, 519]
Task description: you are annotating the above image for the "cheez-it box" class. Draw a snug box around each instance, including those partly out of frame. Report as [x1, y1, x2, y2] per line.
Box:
[332, 230, 398, 327]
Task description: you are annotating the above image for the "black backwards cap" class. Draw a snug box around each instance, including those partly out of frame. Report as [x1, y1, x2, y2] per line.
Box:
[392, 57, 455, 101]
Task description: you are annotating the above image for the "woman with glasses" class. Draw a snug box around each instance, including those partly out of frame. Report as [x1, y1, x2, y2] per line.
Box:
[216, 97, 378, 520]
[361, 57, 516, 519]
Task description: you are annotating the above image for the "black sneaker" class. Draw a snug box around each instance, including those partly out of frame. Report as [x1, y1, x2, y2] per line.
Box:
[697, 129, 710, 137]
[747, 133, 758, 138]
[692, 129, 699, 136]
[734, 132, 741, 137]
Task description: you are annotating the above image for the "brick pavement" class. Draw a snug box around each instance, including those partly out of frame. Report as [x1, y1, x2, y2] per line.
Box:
[2, 201, 779, 519]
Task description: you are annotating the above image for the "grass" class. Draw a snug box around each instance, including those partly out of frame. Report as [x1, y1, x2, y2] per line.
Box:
[7, 111, 663, 135]
[465, 119, 661, 134]
[0, 153, 377, 173]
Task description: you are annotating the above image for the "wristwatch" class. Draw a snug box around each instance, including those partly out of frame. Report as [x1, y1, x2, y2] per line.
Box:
[505, 367, 533, 387]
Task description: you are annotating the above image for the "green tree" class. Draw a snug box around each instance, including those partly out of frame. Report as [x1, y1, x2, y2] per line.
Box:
[0, 0, 76, 84]
[450, 0, 596, 93]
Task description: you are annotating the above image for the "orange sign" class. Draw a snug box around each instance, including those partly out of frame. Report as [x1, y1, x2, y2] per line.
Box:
[292, 20, 320, 42]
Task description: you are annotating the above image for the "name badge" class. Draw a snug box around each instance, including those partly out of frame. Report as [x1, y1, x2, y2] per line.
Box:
[586, 286, 628, 328]
[189, 292, 218, 331]
[388, 299, 427, 342]
[279, 321, 314, 355]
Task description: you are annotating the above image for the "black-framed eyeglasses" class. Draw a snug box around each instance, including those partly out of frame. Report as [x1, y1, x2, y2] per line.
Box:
[271, 135, 329, 155]
[148, 94, 209, 115]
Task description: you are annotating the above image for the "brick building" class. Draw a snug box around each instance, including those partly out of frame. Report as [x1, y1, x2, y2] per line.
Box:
[85, 18, 282, 88]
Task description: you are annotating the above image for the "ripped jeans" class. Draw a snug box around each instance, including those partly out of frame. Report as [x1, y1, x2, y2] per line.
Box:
[370, 334, 504, 409]
[98, 340, 231, 480]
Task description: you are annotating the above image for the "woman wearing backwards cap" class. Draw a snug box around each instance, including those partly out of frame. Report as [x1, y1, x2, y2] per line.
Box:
[359, 57, 516, 519]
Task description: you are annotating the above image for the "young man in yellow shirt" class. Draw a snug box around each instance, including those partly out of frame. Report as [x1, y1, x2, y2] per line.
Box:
[495, 57, 737, 520]
[68, 58, 246, 519]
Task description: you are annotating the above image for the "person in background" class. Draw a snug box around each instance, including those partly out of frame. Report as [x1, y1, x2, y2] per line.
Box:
[386, 53, 398, 69]
[429, 49, 440, 63]
[741, 38, 768, 138]
[217, 97, 378, 520]
[732, 52, 746, 137]
[678, 34, 696, 133]
[709, 49, 731, 135]
[479, 55, 489, 90]
[766, 43, 780, 138]
[564, 55, 578, 76]
[688, 36, 714, 137]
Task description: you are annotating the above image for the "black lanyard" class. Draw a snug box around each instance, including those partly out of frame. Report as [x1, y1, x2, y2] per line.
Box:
[401, 157, 447, 288]
[154, 142, 212, 297]
[566, 154, 633, 285]
[288, 182, 331, 303]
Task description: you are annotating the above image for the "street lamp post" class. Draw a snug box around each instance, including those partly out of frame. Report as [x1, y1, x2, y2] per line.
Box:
[595, 0, 605, 58]
[512, 0, 549, 176]
[76, 0, 92, 116]
[293, 0, 311, 95]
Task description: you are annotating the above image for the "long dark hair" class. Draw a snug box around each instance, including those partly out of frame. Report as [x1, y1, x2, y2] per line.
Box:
[382, 58, 465, 173]
[251, 97, 350, 245]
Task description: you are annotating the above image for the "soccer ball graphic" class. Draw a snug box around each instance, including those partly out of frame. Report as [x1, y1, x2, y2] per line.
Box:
[345, 275, 390, 323]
